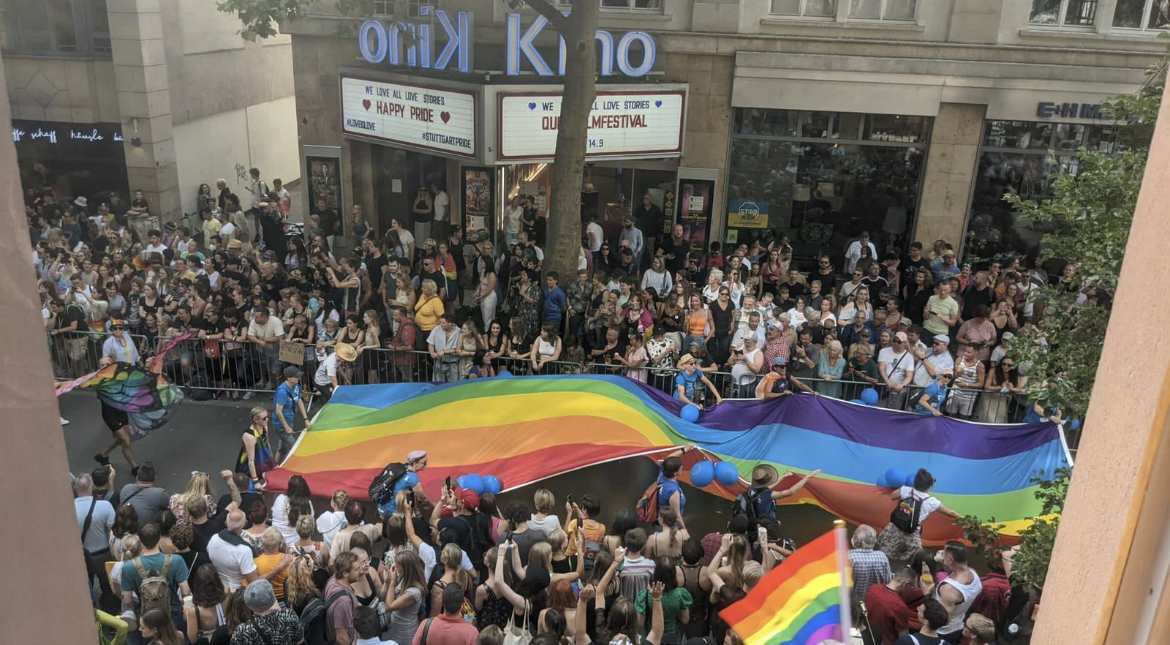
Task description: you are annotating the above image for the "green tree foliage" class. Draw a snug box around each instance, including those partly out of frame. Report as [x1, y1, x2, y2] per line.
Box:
[1005, 59, 1164, 435]
[955, 468, 1071, 590]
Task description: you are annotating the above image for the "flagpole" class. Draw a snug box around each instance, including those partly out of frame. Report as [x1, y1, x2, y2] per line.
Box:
[833, 519, 853, 644]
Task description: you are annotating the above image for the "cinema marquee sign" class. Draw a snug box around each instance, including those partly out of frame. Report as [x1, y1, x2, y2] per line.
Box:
[358, 8, 657, 78]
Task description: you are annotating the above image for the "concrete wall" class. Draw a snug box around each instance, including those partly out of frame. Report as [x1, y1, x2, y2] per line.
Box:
[173, 95, 300, 213]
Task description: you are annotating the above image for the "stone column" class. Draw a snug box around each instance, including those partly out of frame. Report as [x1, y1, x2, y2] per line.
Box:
[0, 56, 98, 644]
[109, 0, 181, 223]
[915, 102, 985, 248]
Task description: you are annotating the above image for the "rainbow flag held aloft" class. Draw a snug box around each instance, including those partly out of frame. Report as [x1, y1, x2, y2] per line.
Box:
[720, 527, 852, 645]
[264, 375, 1071, 542]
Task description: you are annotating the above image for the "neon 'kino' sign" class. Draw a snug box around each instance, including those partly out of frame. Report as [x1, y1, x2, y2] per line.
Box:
[357, 8, 657, 78]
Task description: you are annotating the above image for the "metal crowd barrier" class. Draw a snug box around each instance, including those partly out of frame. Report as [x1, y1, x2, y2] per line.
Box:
[48, 330, 1027, 422]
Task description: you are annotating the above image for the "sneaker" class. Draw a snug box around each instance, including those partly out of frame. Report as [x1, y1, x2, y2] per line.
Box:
[60, 417, 70, 426]
[242, 391, 255, 400]
[94, 453, 110, 466]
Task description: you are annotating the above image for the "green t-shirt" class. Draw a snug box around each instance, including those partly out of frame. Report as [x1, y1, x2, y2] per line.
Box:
[635, 586, 694, 639]
[120, 553, 190, 614]
[923, 295, 959, 334]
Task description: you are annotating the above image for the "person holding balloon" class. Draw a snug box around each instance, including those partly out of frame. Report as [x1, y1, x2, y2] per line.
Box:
[674, 353, 722, 411]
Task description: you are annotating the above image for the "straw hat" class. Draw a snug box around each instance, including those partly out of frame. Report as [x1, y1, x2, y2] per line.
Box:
[677, 353, 697, 368]
[751, 464, 781, 488]
[335, 342, 358, 362]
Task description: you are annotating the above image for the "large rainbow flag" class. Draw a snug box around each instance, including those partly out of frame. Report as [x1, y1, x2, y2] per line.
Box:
[265, 375, 1071, 541]
[720, 527, 851, 645]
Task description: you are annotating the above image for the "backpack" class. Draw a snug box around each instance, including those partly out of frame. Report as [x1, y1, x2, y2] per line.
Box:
[300, 587, 351, 645]
[188, 371, 213, 401]
[635, 482, 662, 523]
[890, 492, 925, 534]
[369, 462, 408, 504]
[731, 488, 770, 534]
[132, 555, 174, 617]
[579, 522, 606, 572]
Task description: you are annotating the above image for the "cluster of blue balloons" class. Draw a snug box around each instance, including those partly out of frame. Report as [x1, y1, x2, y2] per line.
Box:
[688, 460, 740, 488]
[876, 468, 915, 489]
[850, 388, 880, 407]
[498, 370, 513, 379]
[456, 473, 503, 496]
[681, 404, 701, 422]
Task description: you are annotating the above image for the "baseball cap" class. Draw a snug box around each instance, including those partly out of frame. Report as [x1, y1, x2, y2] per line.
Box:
[934, 335, 950, 345]
[244, 580, 277, 613]
[458, 488, 480, 510]
[894, 331, 909, 342]
[898, 318, 911, 327]
[283, 366, 303, 379]
[1002, 332, 1016, 342]
[772, 356, 787, 367]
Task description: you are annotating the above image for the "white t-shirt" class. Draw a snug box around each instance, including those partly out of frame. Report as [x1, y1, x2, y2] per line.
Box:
[315, 353, 338, 387]
[207, 534, 257, 591]
[434, 191, 450, 222]
[506, 207, 523, 235]
[271, 494, 315, 545]
[898, 486, 941, 528]
[396, 229, 415, 259]
[586, 221, 604, 252]
[528, 514, 562, 534]
[248, 316, 285, 340]
[317, 510, 347, 549]
[144, 243, 168, 257]
[220, 221, 236, 241]
[878, 347, 915, 385]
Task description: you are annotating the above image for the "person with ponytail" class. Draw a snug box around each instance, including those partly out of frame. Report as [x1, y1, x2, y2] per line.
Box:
[643, 507, 689, 559]
[139, 608, 184, 645]
[575, 580, 666, 645]
[636, 558, 691, 642]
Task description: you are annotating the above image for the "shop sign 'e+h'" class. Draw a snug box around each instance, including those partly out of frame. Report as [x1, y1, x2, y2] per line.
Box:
[358, 9, 656, 78]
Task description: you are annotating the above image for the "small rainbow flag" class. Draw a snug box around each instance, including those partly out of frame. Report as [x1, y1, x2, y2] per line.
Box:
[720, 525, 852, 645]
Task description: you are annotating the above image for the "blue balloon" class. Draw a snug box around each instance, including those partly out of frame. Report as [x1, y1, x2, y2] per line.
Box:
[681, 404, 701, 423]
[1070, 419, 1081, 431]
[877, 476, 889, 488]
[714, 461, 740, 486]
[850, 399, 866, 405]
[456, 475, 469, 490]
[904, 473, 916, 487]
[498, 370, 513, 378]
[690, 461, 715, 488]
[482, 475, 502, 495]
[463, 474, 485, 495]
[861, 388, 880, 406]
[884, 468, 907, 489]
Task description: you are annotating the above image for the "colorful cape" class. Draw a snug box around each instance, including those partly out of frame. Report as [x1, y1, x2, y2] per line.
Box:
[58, 362, 185, 439]
[264, 375, 1071, 541]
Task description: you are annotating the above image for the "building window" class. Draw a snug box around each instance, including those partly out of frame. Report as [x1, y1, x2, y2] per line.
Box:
[770, 0, 837, 18]
[1113, 0, 1170, 30]
[727, 108, 929, 256]
[2, 0, 110, 57]
[965, 119, 1116, 262]
[555, 0, 665, 12]
[1029, 0, 1098, 27]
[849, 0, 917, 20]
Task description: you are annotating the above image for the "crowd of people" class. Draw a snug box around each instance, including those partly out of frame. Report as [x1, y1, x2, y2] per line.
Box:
[76, 448, 1035, 645]
[35, 179, 1067, 424]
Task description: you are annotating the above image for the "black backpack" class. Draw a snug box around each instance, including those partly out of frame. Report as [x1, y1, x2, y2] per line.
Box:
[188, 371, 213, 401]
[890, 492, 925, 534]
[300, 587, 351, 645]
[731, 488, 769, 533]
[369, 462, 408, 504]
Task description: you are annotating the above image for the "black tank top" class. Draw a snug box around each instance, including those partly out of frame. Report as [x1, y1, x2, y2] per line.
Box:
[711, 301, 733, 334]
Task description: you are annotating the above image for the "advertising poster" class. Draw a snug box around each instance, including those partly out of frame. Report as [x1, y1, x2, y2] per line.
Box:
[462, 167, 494, 241]
[676, 178, 714, 255]
[306, 156, 343, 238]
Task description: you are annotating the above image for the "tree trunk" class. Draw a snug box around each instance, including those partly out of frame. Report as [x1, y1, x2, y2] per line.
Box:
[533, 0, 599, 280]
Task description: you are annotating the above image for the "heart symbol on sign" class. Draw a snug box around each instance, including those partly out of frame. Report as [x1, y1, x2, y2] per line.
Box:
[654, 100, 662, 108]
[362, 99, 372, 111]
[528, 102, 537, 111]
[440, 111, 451, 124]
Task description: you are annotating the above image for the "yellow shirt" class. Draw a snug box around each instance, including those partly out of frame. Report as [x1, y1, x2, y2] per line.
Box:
[202, 218, 222, 242]
[414, 295, 445, 332]
[252, 553, 288, 599]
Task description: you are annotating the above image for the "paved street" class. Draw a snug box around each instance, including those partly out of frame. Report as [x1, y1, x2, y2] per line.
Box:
[59, 392, 254, 493]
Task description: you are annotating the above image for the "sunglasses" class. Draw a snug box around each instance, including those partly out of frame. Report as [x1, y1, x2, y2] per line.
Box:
[257, 415, 269, 420]
[112, 326, 127, 331]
